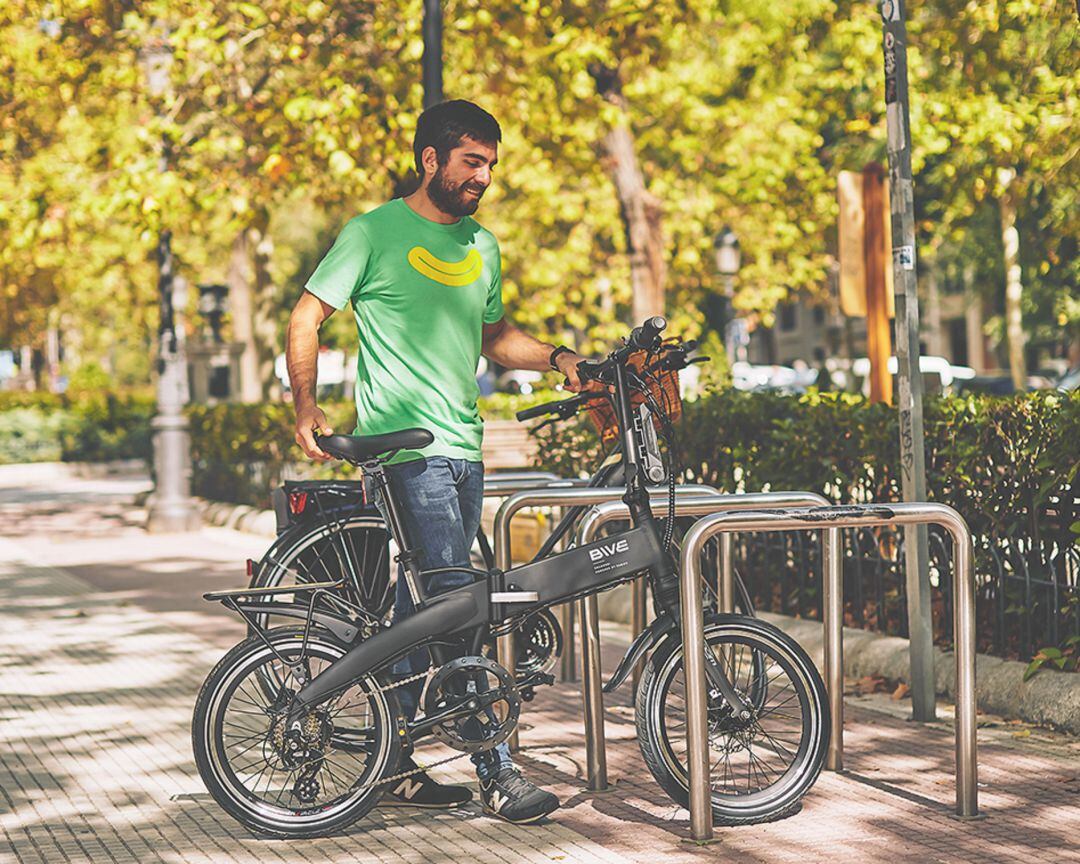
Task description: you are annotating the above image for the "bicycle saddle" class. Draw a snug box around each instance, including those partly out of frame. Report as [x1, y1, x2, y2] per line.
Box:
[316, 429, 434, 462]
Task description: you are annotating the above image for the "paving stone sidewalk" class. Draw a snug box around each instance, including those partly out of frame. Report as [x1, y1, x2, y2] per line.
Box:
[1, 475, 1079, 863]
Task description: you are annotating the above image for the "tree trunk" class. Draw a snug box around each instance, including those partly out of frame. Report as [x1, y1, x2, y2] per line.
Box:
[227, 227, 262, 402]
[962, 263, 986, 372]
[588, 63, 665, 323]
[999, 168, 1026, 390]
[227, 215, 280, 402]
[250, 214, 282, 401]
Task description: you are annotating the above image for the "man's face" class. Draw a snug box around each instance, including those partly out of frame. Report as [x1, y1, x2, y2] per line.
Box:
[424, 136, 498, 218]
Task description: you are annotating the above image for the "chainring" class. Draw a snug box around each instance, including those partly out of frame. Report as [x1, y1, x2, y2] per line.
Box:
[422, 655, 520, 754]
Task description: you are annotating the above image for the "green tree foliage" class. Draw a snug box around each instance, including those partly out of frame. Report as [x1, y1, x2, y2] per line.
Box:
[1, 0, 1075, 378]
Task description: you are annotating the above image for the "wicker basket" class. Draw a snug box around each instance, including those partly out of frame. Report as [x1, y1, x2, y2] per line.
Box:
[585, 341, 683, 444]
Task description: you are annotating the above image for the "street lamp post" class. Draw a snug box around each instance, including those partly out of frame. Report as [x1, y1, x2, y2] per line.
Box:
[422, 0, 443, 108]
[713, 226, 742, 364]
[142, 26, 200, 534]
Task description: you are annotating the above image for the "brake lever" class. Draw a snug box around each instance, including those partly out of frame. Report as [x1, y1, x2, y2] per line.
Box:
[531, 417, 558, 434]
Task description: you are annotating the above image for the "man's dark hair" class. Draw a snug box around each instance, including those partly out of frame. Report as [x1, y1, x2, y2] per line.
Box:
[413, 100, 501, 179]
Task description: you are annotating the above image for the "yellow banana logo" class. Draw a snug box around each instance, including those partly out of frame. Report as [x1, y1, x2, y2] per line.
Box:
[407, 246, 483, 286]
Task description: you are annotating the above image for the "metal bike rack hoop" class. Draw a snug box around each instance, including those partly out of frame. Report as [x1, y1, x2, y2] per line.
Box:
[491, 484, 720, 751]
[677, 502, 978, 841]
[573, 490, 833, 792]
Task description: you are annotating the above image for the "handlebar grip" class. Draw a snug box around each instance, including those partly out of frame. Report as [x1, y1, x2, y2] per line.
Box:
[629, 316, 667, 350]
[515, 394, 587, 422]
[515, 401, 559, 422]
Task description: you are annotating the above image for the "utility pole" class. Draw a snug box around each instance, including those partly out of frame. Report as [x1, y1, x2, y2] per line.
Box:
[422, 0, 443, 108]
[880, 0, 935, 720]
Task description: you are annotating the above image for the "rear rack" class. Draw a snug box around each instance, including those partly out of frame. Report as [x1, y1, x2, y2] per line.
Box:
[202, 580, 345, 602]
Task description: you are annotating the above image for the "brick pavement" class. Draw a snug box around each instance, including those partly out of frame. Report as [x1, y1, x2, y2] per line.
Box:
[2, 474, 1079, 863]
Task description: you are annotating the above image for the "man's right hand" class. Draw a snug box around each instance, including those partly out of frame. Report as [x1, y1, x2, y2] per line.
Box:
[295, 405, 335, 462]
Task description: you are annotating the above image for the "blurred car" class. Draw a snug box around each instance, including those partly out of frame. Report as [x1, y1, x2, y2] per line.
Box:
[1055, 365, 1080, 392]
[731, 361, 819, 394]
[851, 355, 976, 396]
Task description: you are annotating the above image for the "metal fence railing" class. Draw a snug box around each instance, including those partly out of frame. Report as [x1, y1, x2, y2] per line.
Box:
[718, 524, 1080, 661]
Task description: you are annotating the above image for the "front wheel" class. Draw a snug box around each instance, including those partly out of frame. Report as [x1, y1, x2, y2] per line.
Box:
[636, 615, 828, 826]
[192, 628, 401, 838]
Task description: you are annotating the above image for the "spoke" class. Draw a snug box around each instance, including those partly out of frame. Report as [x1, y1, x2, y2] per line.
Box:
[225, 707, 271, 718]
[746, 745, 777, 790]
[759, 691, 800, 714]
[756, 723, 797, 759]
[230, 692, 269, 712]
[223, 729, 265, 747]
[227, 737, 269, 762]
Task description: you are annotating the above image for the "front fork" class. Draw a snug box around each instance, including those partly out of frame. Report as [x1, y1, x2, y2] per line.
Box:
[645, 536, 757, 719]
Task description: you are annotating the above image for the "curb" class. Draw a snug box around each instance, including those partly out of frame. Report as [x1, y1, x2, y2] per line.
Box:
[597, 583, 1080, 736]
[199, 499, 278, 538]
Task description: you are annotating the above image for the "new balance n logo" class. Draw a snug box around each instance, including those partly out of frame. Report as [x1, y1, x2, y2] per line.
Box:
[488, 789, 509, 813]
[393, 778, 424, 800]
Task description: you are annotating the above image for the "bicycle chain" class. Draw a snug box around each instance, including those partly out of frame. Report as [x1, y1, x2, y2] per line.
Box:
[293, 666, 472, 793]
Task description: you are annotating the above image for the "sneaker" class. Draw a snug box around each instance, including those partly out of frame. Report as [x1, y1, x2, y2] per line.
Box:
[479, 766, 559, 824]
[382, 758, 472, 809]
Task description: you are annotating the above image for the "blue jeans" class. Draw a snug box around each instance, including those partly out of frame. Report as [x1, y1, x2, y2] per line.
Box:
[367, 456, 512, 781]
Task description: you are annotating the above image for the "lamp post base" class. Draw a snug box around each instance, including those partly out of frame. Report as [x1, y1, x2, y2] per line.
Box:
[146, 494, 202, 534]
[147, 405, 201, 534]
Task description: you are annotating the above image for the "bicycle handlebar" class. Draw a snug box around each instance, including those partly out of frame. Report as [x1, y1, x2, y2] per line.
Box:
[516, 319, 696, 420]
[514, 392, 599, 422]
[628, 316, 667, 351]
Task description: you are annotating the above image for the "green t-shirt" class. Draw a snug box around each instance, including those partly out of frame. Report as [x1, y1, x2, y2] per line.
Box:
[305, 198, 504, 464]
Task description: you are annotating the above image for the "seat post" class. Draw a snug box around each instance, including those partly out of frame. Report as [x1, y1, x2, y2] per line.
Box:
[362, 459, 427, 609]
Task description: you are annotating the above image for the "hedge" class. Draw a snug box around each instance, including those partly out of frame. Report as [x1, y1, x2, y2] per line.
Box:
[531, 388, 1080, 551]
[0, 393, 155, 465]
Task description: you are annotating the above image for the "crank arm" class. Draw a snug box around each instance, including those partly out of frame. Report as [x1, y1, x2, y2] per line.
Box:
[407, 689, 509, 738]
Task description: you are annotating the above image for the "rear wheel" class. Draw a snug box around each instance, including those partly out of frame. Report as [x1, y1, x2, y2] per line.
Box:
[250, 517, 393, 631]
[192, 628, 401, 838]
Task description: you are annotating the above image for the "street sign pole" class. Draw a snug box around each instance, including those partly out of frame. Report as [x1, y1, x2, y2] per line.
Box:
[880, 0, 935, 720]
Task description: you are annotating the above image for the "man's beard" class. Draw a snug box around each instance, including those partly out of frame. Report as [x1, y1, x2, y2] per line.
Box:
[427, 165, 485, 217]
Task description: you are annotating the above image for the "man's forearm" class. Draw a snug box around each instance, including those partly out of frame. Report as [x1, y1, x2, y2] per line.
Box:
[482, 321, 553, 371]
[286, 316, 320, 410]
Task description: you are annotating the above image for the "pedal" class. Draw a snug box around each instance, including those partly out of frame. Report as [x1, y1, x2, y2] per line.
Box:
[516, 671, 555, 692]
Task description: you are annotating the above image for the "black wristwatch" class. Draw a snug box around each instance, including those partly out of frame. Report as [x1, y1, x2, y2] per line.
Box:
[548, 345, 574, 371]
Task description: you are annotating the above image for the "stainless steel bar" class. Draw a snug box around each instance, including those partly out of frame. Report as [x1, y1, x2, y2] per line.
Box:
[574, 491, 831, 795]
[678, 502, 978, 831]
[579, 593, 608, 789]
[630, 576, 647, 690]
[558, 505, 577, 683]
[485, 471, 564, 483]
[719, 534, 734, 614]
[483, 478, 588, 496]
[680, 515, 714, 841]
[492, 484, 719, 755]
[560, 600, 576, 682]
[484, 473, 575, 751]
[823, 526, 844, 770]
